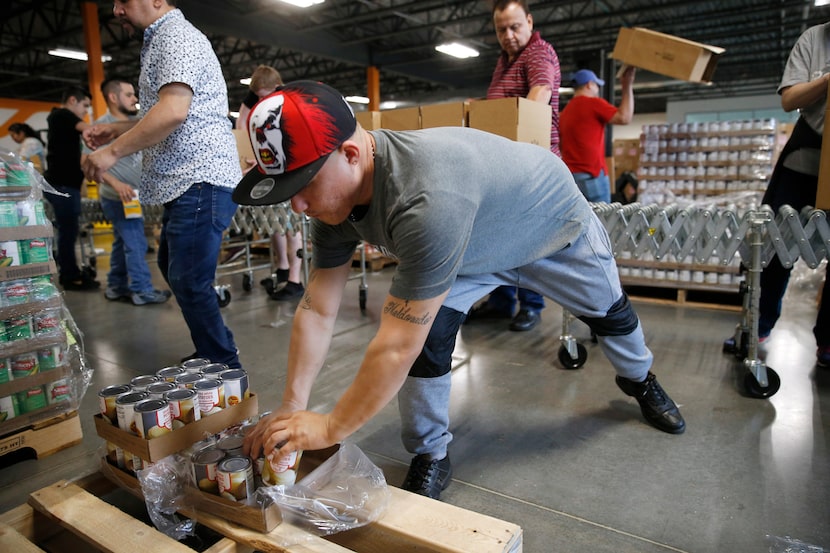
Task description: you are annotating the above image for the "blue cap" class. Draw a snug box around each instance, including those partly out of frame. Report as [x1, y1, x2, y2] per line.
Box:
[572, 69, 604, 87]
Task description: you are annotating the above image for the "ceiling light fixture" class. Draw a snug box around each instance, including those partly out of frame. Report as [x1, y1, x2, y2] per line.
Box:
[815, 0, 829, 6]
[239, 78, 252, 86]
[345, 96, 370, 104]
[48, 48, 111, 62]
[279, 0, 325, 7]
[435, 42, 479, 59]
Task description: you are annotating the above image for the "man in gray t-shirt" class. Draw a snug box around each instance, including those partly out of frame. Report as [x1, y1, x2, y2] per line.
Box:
[82, 77, 170, 306]
[236, 81, 686, 501]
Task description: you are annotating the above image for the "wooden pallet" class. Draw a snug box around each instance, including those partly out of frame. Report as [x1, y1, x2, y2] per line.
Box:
[0, 410, 82, 461]
[623, 282, 742, 312]
[0, 471, 523, 553]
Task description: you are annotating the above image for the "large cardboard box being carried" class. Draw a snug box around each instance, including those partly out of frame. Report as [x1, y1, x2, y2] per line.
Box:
[611, 26, 725, 83]
[420, 101, 468, 128]
[468, 97, 551, 149]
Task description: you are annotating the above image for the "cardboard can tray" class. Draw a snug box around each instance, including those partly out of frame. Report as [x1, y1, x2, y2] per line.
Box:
[94, 393, 259, 463]
[99, 444, 340, 533]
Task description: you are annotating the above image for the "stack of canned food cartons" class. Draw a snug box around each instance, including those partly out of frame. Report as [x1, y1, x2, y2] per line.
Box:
[95, 360, 305, 531]
[0, 151, 80, 438]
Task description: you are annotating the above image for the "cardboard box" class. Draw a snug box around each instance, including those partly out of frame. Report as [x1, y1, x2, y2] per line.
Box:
[816, 79, 830, 209]
[611, 26, 725, 83]
[355, 110, 382, 130]
[468, 97, 552, 149]
[420, 101, 468, 128]
[94, 393, 258, 462]
[100, 445, 339, 533]
[380, 106, 421, 131]
[613, 138, 642, 177]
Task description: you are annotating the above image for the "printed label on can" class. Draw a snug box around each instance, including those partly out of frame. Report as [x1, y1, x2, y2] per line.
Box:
[219, 369, 249, 407]
[116, 391, 150, 434]
[5, 315, 33, 341]
[16, 386, 46, 413]
[33, 308, 61, 335]
[0, 395, 17, 422]
[217, 456, 254, 501]
[165, 388, 200, 428]
[19, 238, 49, 264]
[0, 358, 10, 383]
[11, 352, 39, 378]
[1, 280, 30, 305]
[194, 379, 224, 417]
[0, 241, 21, 267]
[46, 379, 71, 404]
[133, 399, 173, 439]
[38, 345, 64, 370]
[262, 450, 303, 487]
[0, 202, 19, 227]
[5, 161, 29, 186]
[192, 447, 225, 495]
[98, 384, 132, 424]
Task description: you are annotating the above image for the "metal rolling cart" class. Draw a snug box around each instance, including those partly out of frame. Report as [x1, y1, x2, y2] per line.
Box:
[560, 201, 830, 398]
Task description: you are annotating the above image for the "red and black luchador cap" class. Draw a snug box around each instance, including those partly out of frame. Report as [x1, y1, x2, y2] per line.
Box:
[233, 80, 357, 206]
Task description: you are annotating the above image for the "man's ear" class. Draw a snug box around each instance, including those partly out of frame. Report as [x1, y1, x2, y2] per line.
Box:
[341, 140, 361, 165]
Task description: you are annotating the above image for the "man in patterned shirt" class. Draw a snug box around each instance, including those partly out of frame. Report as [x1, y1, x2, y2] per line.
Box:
[467, 0, 561, 332]
[82, 0, 242, 369]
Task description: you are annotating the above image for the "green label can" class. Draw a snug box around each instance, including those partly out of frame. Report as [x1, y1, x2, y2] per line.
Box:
[19, 238, 50, 264]
[5, 161, 29, 187]
[38, 345, 64, 370]
[0, 202, 19, 227]
[16, 386, 47, 413]
[0, 395, 18, 421]
[0, 358, 10, 383]
[33, 308, 62, 336]
[16, 201, 46, 226]
[46, 378, 72, 404]
[0, 241, 21, 267]
[5, 316, 33, 341]
[11, 352, 39, 378]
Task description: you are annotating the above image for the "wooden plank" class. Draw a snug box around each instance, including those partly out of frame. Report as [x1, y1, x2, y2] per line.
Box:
[0, 521, 46, 552]
[0, 411, 82, 459]
[203, 536, 255, 553]
[0, 504, 62, 543]
[28, 481, 195, 553]
[326, 487, 522, 553]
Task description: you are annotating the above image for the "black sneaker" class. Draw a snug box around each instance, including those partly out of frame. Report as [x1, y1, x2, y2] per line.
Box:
[269, 281, 304, 301]
[615, 372, 686, 434]
[402, 454, 452, 500]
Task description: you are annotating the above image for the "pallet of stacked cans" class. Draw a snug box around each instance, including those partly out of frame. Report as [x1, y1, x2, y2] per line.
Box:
[0, 150, 88, 451]
[94, 358, 312, 532]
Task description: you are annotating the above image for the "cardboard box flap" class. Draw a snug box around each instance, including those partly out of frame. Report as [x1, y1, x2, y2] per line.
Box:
[612, 26, 725, 83]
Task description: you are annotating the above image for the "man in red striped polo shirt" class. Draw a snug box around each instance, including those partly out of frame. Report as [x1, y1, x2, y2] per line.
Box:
[467, 0, 561, 332]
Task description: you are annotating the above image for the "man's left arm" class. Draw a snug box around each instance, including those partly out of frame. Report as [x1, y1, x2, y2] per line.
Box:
[258, 290, 449, 459]
[83, 83, 193, 183]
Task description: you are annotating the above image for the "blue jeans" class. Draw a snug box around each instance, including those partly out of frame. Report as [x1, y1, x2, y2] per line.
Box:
[572, 170, 611, 203]
[45, 186, 82, 281]
[158, 183, 240, 368]
[100, 196, 154, 294]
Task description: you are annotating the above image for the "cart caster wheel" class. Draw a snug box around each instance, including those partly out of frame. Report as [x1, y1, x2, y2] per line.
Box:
[744, 367, 781, 398]
[242, 274, 252, 292]
[359, 288, 367, 312]
[558, 343, 587, 370]
[216, 287, 231, 307]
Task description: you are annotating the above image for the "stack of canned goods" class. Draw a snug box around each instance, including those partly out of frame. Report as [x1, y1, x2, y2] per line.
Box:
[189, 415, 302, 503]
[97, 362, 251, 473]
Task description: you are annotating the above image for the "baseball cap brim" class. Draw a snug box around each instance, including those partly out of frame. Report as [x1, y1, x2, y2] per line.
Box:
[233, 153, 330, 206]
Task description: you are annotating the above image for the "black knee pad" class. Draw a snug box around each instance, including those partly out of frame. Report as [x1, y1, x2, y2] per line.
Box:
[409, 306, 466, 378]
[577, 293, 639, 337]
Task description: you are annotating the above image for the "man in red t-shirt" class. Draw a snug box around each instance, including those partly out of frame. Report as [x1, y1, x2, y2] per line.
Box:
[560, 67, 636, 202]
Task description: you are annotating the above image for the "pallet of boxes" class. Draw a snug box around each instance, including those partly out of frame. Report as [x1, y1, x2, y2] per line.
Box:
[91, 359, 522, 552]
[0, 150, 88, 461]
